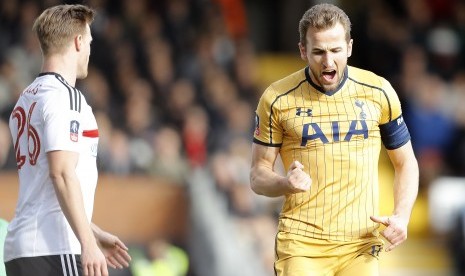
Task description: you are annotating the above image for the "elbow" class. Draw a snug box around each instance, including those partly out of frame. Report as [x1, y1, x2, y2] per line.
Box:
[249, 171, 263, 196]
[49, 171, 66, 194]
[49, 170, 62, 183]
[250, 182, 263, 196]
[49, 169, 71, 187]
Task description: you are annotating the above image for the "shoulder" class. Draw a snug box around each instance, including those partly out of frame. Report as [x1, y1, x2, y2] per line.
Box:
[37, 74, 71, 98]
[38, 74, 85, 113]
[261, 67, 307, 101]
[347, 66, 392, 90]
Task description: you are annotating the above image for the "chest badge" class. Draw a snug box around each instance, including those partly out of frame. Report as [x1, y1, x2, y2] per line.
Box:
[355, 99, 367, 119]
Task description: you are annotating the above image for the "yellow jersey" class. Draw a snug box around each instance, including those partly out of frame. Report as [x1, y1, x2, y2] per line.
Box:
[253, 66, 405, 241]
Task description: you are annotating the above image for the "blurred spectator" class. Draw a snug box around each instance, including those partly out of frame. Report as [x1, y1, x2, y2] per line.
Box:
[0, 57, 31, 116]
[182, 105, 209, 168]
[398, 44, 428, 100]
[213, 99, 254, 151]
[403, 73, 456, 187]
[445, 71, 465, 175]
[208, 136, 281, 274]
[123, 79, 159, 173]
[78, 65, 112, 114]
[232, 39, 260, 102]
[213, 0, 248, 40]
[148, 126, 190, 184]
[426, 25, 462, 80]
[0, 1, 19, 51]
[130, 238, 189, 276]
[0, 119, 12, 169]
[163, 78, 197, 129]
[0, 218, 8, 276]
[201, 66, 238, 130]
[145, 37, 175, 94]
[104, 128, 132, 175]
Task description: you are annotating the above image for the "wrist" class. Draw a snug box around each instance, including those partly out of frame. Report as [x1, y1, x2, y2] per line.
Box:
[392, 212, 410, 223]
[80, 233, 97, 248]
[281, 176, 295, 193]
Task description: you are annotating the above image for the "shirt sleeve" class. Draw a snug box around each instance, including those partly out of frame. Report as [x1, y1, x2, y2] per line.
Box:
[253, 85, 283, 147]
[379, 77, 411, 149]
[42, 89, 82, 153]
[379, 77, 402, 124]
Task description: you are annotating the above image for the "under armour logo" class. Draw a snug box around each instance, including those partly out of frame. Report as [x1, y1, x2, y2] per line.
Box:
[296, 107, 312, 117]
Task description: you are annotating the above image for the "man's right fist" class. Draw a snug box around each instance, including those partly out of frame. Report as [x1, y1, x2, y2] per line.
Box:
[286, 161, 312, 193]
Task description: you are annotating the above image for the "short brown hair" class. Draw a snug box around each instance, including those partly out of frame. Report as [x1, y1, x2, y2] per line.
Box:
[32, 4, 96, 55]
[298, 3, 351, 46]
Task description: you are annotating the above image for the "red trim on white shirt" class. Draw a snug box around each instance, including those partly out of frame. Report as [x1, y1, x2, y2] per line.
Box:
[82, 129, 99, 138]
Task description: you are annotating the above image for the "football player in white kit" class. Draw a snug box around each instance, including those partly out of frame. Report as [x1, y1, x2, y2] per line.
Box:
[4, 4, 131, 276]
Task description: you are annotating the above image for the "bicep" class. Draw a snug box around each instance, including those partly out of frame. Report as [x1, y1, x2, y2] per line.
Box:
[386, 141, 417, 169]
[251, 143, 280, 171]
[47, 150, 79, 177]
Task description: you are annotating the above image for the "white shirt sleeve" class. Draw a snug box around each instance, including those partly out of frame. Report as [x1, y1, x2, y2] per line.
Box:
[42, 86, 82, 153]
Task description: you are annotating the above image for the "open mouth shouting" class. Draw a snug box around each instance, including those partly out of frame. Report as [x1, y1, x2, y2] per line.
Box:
[321, 70, 337, 84]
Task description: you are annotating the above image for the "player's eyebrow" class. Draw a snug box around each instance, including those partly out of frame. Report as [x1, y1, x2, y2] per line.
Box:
[311, 46, 342, 53]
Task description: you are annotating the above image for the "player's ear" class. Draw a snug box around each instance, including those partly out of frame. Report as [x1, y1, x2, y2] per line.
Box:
[298, 42, 307, 61]
[74, 34, 83, 51]
[347, 39, 353, 58]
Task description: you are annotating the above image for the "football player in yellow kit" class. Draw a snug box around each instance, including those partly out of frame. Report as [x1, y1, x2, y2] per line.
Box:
[250, 3, 419, 276]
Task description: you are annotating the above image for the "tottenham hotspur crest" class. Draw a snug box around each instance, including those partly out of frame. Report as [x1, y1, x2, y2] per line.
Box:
[355, 99, 367, 119]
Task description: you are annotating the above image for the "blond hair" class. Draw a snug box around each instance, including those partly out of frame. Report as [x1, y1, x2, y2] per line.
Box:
[32, 4, 95, 55]
[298, 3, 351, 46]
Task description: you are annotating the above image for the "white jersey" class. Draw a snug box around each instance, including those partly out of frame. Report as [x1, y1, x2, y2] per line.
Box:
[4, 72, 99, 261]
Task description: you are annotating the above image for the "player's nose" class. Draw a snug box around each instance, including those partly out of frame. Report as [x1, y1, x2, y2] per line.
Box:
[322, 53, 334, 67]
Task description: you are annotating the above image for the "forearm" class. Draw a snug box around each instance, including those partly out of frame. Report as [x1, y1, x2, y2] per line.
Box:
[91, 223, 107, 243]
[91, 223, 102, 236]
[385, 141, 419, 222]
[392, 158, 419, 221]
[52, 172, 96, 247]
[250, 164, 290, 197]
[250, 144, 311, 197]
[388, 142, 419, 222]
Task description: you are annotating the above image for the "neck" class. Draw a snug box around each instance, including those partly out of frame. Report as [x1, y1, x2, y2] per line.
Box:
[41, 53, 77, 86]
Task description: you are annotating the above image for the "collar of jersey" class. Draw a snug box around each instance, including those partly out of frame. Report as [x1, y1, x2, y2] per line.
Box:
[38, 72, 69, 84]
[305, 66, 348, 96]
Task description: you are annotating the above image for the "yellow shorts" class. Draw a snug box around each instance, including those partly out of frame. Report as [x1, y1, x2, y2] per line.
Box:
[274, 232, 384, 276]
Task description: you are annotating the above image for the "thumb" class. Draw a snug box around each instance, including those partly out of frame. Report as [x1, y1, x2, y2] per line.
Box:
[370, 215, 390, 226]
[288, 161, 304, 171]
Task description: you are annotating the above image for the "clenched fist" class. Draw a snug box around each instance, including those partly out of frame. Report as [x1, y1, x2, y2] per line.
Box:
[286, 161, 312, 193]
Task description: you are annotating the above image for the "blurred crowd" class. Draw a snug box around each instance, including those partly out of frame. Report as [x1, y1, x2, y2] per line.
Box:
[1, 0, 465, 275]
[0, 0, 259, 178]
[345, 0, 465, 190]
